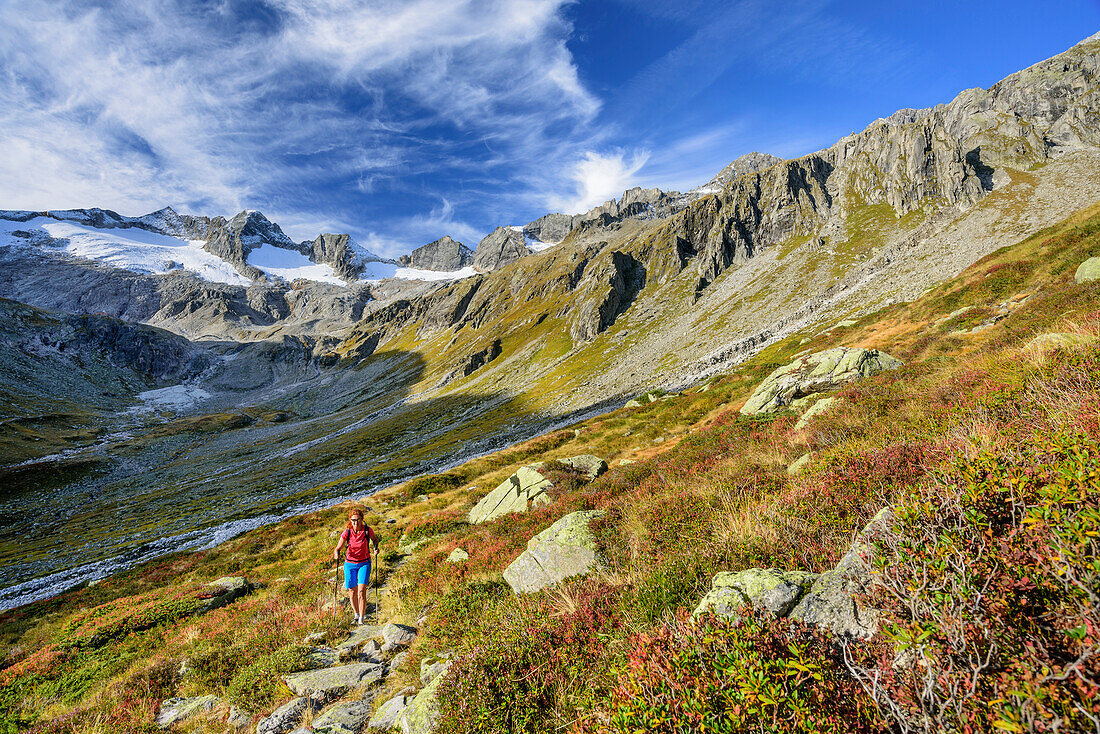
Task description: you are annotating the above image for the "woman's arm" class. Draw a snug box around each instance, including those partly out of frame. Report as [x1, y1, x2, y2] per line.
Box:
[333, 531, 347, 561]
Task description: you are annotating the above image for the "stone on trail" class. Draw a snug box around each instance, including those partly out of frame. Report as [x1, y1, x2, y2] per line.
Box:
[467, 465, 553, 524]
[370, 692, 411, 730]
[399, 662, 451, 734]
[283, 662, 385, 697]
[311, 699, 376, 734]
[692, 568, 818, 619]
[257, 697, 318, 734]
[794, 396, 838, 431]
[381, 623, 417, 653]
[307, 646, 340, 668]
[503, 510, 606, 594]
[156, 694, 218, 728]
[446, 547, 468, 563]
[1075, 256, 1100, 283]
[336, 625, 382, 656]
[740, 347, 902, 415]
[388, 651, 409, 676]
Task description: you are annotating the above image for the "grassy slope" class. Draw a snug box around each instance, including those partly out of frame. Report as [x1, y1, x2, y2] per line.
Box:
[2, 203, 1100, 732]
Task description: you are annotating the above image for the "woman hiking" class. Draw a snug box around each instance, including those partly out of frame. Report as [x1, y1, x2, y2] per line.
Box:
[333, 508, 380, 625]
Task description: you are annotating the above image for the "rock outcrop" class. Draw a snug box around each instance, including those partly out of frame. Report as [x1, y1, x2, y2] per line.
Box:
[399, 662, 451, 734]
[740, 347, 902, 415]
[310, 699, 375, 734]
[1076, 256, 1100, 283]
[156, 695, 218, 728]
[399, 236, 475, 271]
[369, 693, 411, 730]
[570, 250, 645, 343]
[307, 233, 391, 281]
[523, 212, 578, 244]
[697, 152, 784, 192]
[558, 455, 608, 480]
[503, 510, 606, 593]
[692, 568, 818, 619]
[473, 227, 532, 272]
[282, 662, 385, 697]
[467, 465, 554, 524]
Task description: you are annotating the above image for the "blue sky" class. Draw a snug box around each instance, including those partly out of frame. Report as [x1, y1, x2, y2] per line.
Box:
[1, 0, 1097, 258]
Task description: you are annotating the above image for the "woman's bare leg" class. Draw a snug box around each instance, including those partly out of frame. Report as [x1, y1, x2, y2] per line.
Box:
[349, 585, 362, 619]
[357, 585, 369, 621]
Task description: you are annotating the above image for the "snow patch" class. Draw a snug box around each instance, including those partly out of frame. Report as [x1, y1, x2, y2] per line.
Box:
[133, 384, 211, 411]
[0, 217, 252, 286]
[248, 243, 344, 285]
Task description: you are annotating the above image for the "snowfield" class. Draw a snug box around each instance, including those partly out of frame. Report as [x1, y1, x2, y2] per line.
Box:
[247, 243, 344, 285]
[0, 217, 252, 286]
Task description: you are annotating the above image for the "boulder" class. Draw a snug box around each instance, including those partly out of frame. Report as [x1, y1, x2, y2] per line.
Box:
[1075, 256, 1100, 283]
[446, 548, 469, 563]
[312, 699, 376, 734]
[740, 347, 902, 415]
[467, 466, 553, 524]
[200, 576, 253, 612]
[257, 697, 317, 734]
[156, 695, 218, 728]
[789, 508, 893, 638]
[399, 662, 451, 734]
[283, 662, 385, 697]
[419, 653, 452, 686]
[794, 396, 838, 431]
[370, 693, 411, 730]
[307, 646, 340, 668]
[786, 453, 812, 475]
[503, 510, 606, 594]
[388, 651, 408, 676]
[227, 705, 253, 731]
[560, 454, 608, 480]
[381, 623, 417, 653]
[692, 568, 818, 619]
[336, 625, 382, 656]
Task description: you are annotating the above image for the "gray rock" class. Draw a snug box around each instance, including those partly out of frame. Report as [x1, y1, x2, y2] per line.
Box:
[503, 510, 606, 594]
[381, 623, 417, 653]
[740, 348, 902, 415]
[257, 697, 318, 734]
[419, 653, 452, 686]
[523, 212, 579, 244]
[369, 693, 411, 730]
[446, 548, 469, 563]
[156, 694, 218, 728]
[697, 152, 784, 192]
[405, 236, 475, 272]
[692, 568, 818, 619]
[1076, 256, 1100, 283]
[311, 699, 376, 734]
[559, 454, 608, 480]
[307, 646, 340, 668]
[794, 396, 838, 431]
[399, 662, 451, 734]
[473, 227, 531, 272]
[787, 453, 812, 475]
[790, 508, 893, 638]
[467, 465, 553, 524]
[200, 576, 254, 612]
[336, 626, 382, 656]
[283, 662, 385, 697]
[569, 250, 644, 343]
[227, 705, 253, 730]
[388, 651, 409, 676]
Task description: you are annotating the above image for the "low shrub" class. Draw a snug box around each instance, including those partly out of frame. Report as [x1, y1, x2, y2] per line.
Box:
[226, 644, 311, 709]
[590, 611, 882, 733]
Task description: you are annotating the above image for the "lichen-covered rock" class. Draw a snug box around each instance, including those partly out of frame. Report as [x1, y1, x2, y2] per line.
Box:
[1075, 256, 1100, 283]
[200, 576, 254, 612]
[381, 623, 417, 653]
[311, 699, 376, 734]
[446, 548, 468, 563]
[786, 452, 812, 475]
[740, 347, 902, 415]
[559, 454, 608, 480]
[307, 646, 340, 668]
[399, 662, 451, 734]
[370, 693, 411, 730]
[503, 510, 606, 594]
[336, 625, 382, 657]
[794, 396, 838, 431]
[282, 662, 384, 697]
[789, 508, 893, 638]
[257, 697, 318, 734]
[467, 466, 553, 524]
[419, 653, 452, 686]
[692, 568, 818, 619]
[156, 694, 218, 728]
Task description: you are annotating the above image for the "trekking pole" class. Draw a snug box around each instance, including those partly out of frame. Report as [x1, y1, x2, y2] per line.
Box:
[332, 557, 339, 622]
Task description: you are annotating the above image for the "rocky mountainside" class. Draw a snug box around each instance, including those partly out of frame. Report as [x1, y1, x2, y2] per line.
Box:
[399, 236, 475, 271]
[3, 32, 1100, 611]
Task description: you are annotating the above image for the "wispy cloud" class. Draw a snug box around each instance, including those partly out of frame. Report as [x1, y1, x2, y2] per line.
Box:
[548, 149, 650, 214]
[0, 0, 606, 256]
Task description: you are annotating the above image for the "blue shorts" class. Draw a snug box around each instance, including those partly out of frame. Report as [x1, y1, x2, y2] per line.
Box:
[344, 560, 371, 589]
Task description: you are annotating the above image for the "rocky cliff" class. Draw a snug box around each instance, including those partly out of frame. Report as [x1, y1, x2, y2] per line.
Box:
[398, 236, 475, 271]
[473, 227, 532, 272]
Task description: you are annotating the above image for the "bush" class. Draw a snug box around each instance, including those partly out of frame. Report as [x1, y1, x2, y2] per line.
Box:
[591, 611, 882, 733]
[848, 429, 1100, 733]
[226, 644, 311, 709]
[405, 509, 468, 542]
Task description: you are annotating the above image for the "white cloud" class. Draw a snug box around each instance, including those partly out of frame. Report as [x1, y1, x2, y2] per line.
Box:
[0, 0, 601, 246]
[548, 149, 651, 215]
